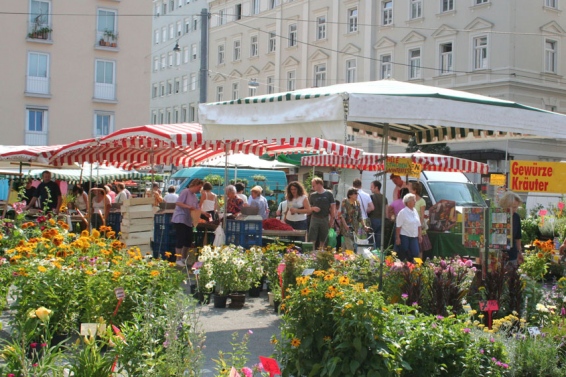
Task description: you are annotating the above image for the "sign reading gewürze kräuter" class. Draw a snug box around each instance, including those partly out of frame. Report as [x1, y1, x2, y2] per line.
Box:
[509, 160, 566, 193]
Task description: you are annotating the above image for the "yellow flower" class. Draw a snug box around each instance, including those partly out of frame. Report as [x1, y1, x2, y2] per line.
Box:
[164, 251, 172, 258]
[323, 336, 331, 342]
[344, 303, 353, 309]
[35, 307, 52, 322]
[325, 291, 335, 299]
[357, 300, 364, 305]
[338, 276, 350, 285]
[291, 338, 301, 347]
[150, 270, 160, 277]
[324, 273, 335, 281]
[91, 229, 100, 239]
[37, 265, 47, 273]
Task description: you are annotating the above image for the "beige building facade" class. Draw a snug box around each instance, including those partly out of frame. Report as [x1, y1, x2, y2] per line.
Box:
[0, 0, 152, 146]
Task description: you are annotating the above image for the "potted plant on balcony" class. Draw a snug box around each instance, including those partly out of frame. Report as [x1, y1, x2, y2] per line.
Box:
[103, 29, 117, 47]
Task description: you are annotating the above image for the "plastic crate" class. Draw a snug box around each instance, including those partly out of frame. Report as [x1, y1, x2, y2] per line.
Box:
[106, 212, 122, 233]
[225, 220, 262, 248]
[154, 213, 174, 225]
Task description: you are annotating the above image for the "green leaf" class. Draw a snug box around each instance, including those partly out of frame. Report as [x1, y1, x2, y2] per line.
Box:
[349, 360, 360, 374]
[353, 336, 362, 351]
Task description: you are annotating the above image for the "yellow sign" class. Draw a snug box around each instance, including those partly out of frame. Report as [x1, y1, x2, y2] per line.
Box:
[490, 174, 506, 186]
[509, 160, 566, 193]
[385, 157, 422, 178]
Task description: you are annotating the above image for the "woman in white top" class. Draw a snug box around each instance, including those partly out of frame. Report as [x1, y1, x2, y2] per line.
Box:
[91, 188, 111, 230]
[284, 181, 311, 231]
[72, 184, 89, 213]
[199, 182, 218, 221]
[395, 193, 422, 262]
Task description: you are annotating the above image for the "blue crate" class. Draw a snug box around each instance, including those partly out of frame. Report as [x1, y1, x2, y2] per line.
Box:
[225, 220, 262, 248]
[107, 212, 122, 233]
[154, 213, 174, 225]
[151, 240, 176, 259]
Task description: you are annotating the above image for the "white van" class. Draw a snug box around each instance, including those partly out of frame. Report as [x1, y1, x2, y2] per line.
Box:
[337, 170, 487, 210]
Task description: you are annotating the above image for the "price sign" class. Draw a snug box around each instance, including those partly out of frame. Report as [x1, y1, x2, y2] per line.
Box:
[192, 261, 203, 270]
[114, 287, 125, 300]
[479, 300, 499, 330]
[527, 327, 541, 336]
[229, 367, 241, 377]
[277, 263, 286, 274]
[302, 268, 314, 276]
[259, 356, 281, 377]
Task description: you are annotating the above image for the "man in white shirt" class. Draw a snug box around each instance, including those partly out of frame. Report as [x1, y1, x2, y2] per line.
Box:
[353, 178, 374, 225]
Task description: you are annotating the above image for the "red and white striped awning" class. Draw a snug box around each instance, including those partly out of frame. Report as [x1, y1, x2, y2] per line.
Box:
[301, 152, 488, 175]
[49, 124, 362, 168]
[0, 145, 65, 162]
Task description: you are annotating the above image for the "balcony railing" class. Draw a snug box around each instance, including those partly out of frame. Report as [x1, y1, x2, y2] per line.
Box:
[94, 83, 116, 101]
[27, 22, 52, 41]
[25, 132, 48, 146]
[26, 75, 50, 95]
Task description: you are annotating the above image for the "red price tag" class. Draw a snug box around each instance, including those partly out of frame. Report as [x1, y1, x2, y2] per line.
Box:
[259, 356, 281, 377]
[479, 300, 499, 311]
[277, 263, 286, 274]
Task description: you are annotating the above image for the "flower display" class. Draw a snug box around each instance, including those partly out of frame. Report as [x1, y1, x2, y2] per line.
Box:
[199, 245, 263, 295]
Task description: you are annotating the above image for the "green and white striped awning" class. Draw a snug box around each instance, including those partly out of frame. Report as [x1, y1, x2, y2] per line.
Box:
[2, 169, 149, 184]
[199, 80, 566, 145]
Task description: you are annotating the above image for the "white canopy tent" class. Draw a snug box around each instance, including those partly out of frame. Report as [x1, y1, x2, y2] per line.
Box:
[199, 153, 296, 169]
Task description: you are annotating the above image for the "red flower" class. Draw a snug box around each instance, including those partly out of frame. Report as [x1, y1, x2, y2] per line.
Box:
[30, 342, 38, 349]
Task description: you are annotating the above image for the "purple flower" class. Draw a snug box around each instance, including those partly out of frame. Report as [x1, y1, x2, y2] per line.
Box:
[436, 315, 444, 320]
[502, 363, 509, 369]
[401, 293, 408, 300]
[163, 341, 169, 348]
[432, 323, 437, 329]
[248, 329, 253, 334]
[464, 259, 473, 268]
[491, 357, 497, 362]
[479, 349, 484, 354]
[496, 361, 502, 367]
[490, 337, 495, 343]
[462, 328, 471, 333]
[440, 260, 447, 269]
[412, 302, 419, 307]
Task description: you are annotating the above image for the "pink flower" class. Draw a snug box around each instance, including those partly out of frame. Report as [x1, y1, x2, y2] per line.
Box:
[490, 337, 495, 343]
[33, 363, 38, 367]
[248, 330, 253, 334]
[40, 343, 47, 348]
[8, 374, 16, 377]
[462, 328, 470, 333]
[479, 349, 484, 354]
[436, 315, 444, 320]
[30, 342, 38, 349]
[241, 367, 253, 377]
[401, 293, 408, 300]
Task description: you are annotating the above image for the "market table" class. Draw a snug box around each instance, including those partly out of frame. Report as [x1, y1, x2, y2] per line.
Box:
[428, 231, 479, 258]
[262, 229, 307, 242]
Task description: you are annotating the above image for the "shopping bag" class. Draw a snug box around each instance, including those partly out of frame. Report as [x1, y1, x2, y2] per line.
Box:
[213, 226, 225, 247]
[328, 227, 337, 248]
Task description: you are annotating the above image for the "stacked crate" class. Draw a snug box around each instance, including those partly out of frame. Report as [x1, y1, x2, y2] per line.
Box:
[120, 197, 154, 254]
[225, 220, 262, 249]
[153, 213, 176, 259]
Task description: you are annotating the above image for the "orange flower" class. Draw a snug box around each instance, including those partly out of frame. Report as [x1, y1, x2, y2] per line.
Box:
[291, 338, 301, 347]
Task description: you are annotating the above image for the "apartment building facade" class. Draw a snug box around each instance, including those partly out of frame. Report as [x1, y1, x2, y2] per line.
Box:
[150, 0, 205, 125]
[204, 0, 566, 161]
[0, 1, 152, 146]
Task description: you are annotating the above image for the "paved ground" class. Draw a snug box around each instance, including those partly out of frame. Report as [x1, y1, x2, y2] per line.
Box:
[196, 290, 280, 375]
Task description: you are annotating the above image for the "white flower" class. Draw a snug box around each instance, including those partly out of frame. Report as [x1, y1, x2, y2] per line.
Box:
[536, 303, 549, 313]
[205, 281, 215, 289]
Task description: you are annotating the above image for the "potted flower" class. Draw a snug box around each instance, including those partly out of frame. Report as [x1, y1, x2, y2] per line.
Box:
[198, 245, 258, 308]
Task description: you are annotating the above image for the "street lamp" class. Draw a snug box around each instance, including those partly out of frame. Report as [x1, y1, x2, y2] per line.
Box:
[173, 41, 180, 52]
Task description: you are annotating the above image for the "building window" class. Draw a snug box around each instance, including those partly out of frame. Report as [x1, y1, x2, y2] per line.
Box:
[232, 82, 239, 99]
[409, 49, 421, 79]
[348, 8, 358, 33]
[97, 9, 117, 44]
[287, 70, 296, 91]
[155, 3, 160, 17]
[269, 0, 280, 9]
[160, 82, 166, 96]
[94, 59, 115, 100]
[545, 0, 558, 8]
[235, 4, 242, 20]
[30, 0, 51, 32]
[182, 76, 188, 92]
[475, 0, 488, 4]
[314, 63, 326, 87]
[380, 54, 392, 79]
[268, 32, 276, 53]
[252, 0, 260, 14]
[382, 1, 393, 25]
[25, 108, 48, 145]
[345, 59, 356, 83]
[191, 44, 197, 60]
[410, 0, 422, 19]
[27, 52, 49, 94]
[169, 24, 174, 39]
[218, 9, 226, 25]
[545, 104, 557, 112]
[250, 35, 258, 57]
[162, 2, 167, 15]
[153, 57, 159, 72]
[233, 40, 241, 61]
[185, 18, 190, 33]
[175, 51, 181, 66]
[440, 43, 453, 74]
[154, 29, 160, 44]
[289, 24, 297, 47]
[193, 17, 198, 31]
[168, 52, 173, 67]
[167, 80, 173, 95]
[174, 78, 180, 93]
[152, 83, 158, 98]
[249, 86, 257, 97]
[181, 106, 187, 122]
[316, 16, 326, 40]
[473, 36, 488, 69]
[218, 44, 225, 64]
[441, 0, 454, 11]
[267, 76, 275, 94]
[161, 55, 166, 70]
[189, 105, 196, 122]
[183, 47, 189, 63]
[152, 111, 158, 125]
[545, 39, 558, 73]
[177, 21, 182, 36]
[190, 74, 197, 90]
[216, 86, 224, 101]
[161, 27, 167, 43]
[94, 112, 114, 137]
[159, 110, 164, 124]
